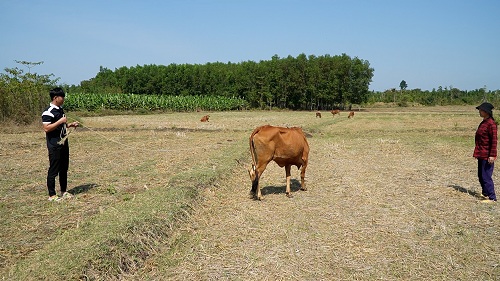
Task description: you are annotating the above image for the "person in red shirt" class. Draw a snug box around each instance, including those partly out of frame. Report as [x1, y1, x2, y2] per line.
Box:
[474, 102, 497, 202]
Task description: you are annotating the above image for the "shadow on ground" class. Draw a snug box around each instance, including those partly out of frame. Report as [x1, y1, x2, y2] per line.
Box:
[449, 184, 485, 200]
[262, 179, 302, 196]
[69, 183, 99, 195]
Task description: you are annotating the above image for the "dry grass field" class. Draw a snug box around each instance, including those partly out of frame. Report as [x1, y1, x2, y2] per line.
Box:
[0, 107, 498, 280]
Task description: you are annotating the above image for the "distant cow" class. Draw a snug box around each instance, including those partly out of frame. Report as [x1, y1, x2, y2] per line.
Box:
[316, 111, 322, 118]
[248, 125, 309, 200]
[348, 111, 355, 119]
[200, 115, 210, 122]
[331, 109, 340, 116]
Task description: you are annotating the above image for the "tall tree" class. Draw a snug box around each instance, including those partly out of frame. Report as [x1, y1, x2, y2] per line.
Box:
[400, 80, 408, 91]
[1, 61, 58, 123]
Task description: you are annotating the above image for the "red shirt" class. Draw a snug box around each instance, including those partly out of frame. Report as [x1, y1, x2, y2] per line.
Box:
[474, 117, 498, 159]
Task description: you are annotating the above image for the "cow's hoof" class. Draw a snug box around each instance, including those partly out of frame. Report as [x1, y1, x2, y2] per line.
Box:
[286, 193, 294, 198]
[300, 187, 307, 191]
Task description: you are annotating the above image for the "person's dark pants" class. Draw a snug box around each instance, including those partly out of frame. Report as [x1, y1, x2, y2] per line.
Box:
[478, 159, 497, 201]
[47, 145, 69, 197]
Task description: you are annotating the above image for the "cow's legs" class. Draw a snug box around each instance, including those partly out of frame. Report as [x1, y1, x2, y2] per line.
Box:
[256, 179, 263, 200]
[250, 171, 263, 201]
[254, 164, 268, 200]
[285, 165, 292, 197]
[300, 165, 307, 191]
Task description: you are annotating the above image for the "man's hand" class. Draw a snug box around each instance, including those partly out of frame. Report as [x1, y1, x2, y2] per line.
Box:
[68, 121, 79, 128]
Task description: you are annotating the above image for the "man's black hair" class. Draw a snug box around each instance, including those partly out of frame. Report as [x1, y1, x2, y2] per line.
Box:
[49, 87, 65, 99]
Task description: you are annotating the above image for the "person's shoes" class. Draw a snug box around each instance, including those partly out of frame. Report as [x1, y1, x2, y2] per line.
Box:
[480, 198, 497, 204]
[61, 192, 73, 199]
[479, 194, 489, 199]
[48, 195, 61, 202]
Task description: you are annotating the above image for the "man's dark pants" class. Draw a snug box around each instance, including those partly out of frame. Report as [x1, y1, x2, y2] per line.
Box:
[47, 144, 69, 197]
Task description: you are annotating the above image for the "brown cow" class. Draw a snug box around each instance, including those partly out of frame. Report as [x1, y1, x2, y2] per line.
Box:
[200, 115, 210, 122]
[348, 111, 354, 119]
[316, 111, 322, 118]
[248, 125, 309, 200]
[331, 109, 340, 116]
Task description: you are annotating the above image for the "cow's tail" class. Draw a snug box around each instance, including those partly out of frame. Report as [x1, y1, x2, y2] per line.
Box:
[249, 129, 258, 168]
[249, 127, 260, 194]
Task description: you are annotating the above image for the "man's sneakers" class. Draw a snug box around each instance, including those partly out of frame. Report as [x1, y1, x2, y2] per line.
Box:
[62, 192, 74, 199]
[48, 192, 73, 202]
[48, 195, 61, 202]
[481, 199, 497, 204]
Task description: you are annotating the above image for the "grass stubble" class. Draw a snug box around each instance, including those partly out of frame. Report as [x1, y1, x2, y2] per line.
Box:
[0, 107, 498, 280]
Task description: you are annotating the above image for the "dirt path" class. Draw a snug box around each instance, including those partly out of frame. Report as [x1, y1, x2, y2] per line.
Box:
[141, 115, 499, 280]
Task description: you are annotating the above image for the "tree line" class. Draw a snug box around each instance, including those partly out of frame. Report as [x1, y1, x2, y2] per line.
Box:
[2, 55, 500, 125]
[369, 84, 500, 107]
[70, 53, 374, 110]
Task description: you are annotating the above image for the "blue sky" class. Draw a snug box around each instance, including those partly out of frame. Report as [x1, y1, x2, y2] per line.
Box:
[1, 0, 499, 91]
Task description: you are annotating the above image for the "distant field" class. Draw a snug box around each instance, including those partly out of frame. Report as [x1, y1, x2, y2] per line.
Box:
[1, 106, 498, 280]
